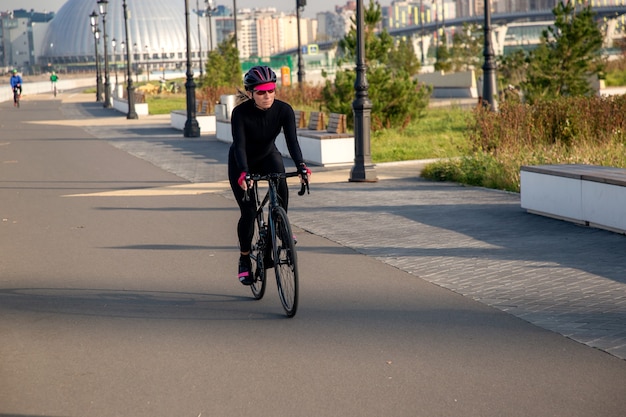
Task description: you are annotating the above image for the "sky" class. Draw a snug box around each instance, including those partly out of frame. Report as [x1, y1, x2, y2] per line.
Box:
[0, 0, 393, 18]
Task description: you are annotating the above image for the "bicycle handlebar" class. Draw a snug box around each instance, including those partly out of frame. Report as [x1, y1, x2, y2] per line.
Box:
[242, 171, 310, 202]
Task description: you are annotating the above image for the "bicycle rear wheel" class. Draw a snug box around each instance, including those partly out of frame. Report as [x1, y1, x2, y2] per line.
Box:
[271, 206, 299, 317]
[250, 212, 267, 300]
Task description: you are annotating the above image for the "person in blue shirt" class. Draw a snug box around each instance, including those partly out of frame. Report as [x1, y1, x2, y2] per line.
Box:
[10, 69, 22, 105]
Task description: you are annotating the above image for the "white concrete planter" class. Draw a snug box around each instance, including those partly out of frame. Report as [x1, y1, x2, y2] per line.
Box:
[112, 96, 149, 117]
[216, 119, 354, 167]
[170, 110, 216, 135]
[521, 165, 626, 235]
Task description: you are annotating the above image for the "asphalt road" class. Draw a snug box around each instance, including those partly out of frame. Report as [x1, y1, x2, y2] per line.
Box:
[1, 93, 625, 417]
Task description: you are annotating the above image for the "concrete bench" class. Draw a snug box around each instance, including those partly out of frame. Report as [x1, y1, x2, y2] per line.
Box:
[196, 100, 209, 115]
[112, 95, 149, 116]
[294, 110, 307, 128]
[170, 109, 216, 135]
[215, 114, 355, 166]
[307, 111, 326, 130]
[293, 111, 353, 166]
[520, 164, 626, 234]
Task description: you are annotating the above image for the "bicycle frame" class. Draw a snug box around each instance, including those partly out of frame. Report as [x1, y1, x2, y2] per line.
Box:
[249, 173, 294, 259]
[244, 171, 308, 317]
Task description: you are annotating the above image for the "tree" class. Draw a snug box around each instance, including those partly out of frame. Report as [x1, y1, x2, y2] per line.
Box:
[434, 32, 452, 72]
[522, 1, 604, 103]
[450, 23, 483, 73]
[201, 36, 241, 89]
[198, 36, 242, 111]
[388, 38, 421, 77]
[497, 49, 529, 86]
[323, 0, 431, 131]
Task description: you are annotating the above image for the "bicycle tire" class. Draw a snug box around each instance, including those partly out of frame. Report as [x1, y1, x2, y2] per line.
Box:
[271, 206, 299, 317]
[250, 210, 267, 300]
[14, 93, 19, 108]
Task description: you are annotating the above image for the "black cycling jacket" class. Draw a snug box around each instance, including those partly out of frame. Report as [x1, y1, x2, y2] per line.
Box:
[230, 98, 305, 173]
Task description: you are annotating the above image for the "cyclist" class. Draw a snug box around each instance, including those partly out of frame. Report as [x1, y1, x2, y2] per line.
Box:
[50, 71, 59, 94]
[10, 69, 22, 106]
[228, 65, 311, 285]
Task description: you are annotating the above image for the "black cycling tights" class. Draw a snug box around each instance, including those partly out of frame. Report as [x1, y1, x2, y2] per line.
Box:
[228, 150, 288, 253]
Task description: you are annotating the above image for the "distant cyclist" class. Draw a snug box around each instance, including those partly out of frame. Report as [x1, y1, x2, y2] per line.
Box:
[10, 69, 22, 106]
[228, 65, 311, 285]
[50, 71, 59, 95]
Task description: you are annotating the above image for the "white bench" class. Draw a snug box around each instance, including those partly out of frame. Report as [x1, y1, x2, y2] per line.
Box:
[520, 164, 626, 234]
[170, 110, 216, 134]
[215, 118, 354, 167]
[112, 96, 149, 117]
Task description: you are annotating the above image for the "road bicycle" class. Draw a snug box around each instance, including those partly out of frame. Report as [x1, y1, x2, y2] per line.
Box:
[13, 86, 21, 108]
[244, 170, 309, 318]
[52, 82, 57, 97]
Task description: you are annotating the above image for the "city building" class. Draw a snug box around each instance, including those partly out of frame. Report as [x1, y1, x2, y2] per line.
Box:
[1, 9, 54, 73]
[2, 0, 623, 75]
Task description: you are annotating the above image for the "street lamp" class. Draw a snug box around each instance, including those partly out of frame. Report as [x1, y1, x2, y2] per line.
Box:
[161, 47, 166, 81]
[120, 40, 127, 85]
[482, 0, 498, 111]
[133, 43, 139, 83]
[122, 0, 138, 119]
[196, 0, 203, 77]
[296, 0, 306, 93]
[420, 0, 425, 65]
[98, 0, 112, 108]
[206, 0, 215, 51]
[112, 37, 118, 96]
[349, 0, 377, 182]
[233, 0, 238, 51]
[89, 10, 103, 102]
[184, 0, 200, 137]
[145, 45, 150, 81]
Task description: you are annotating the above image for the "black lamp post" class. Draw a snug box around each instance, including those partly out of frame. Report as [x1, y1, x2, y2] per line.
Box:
[482, 0, 498, 111]
[98, 0, 112, 108]
[206, 0, 215, 51]
[112, 37, 118, 95]
[196, 0, 203, 77]
[145, 45, 150, 82]
[233, 0, 238, 51]
[349, 0, 377, 182]
[420, 0, 425, 65]
[89, 11, 103, 102]
[121, 40, 127, 85]
[122, 0, 138, 119]
[184, 0, 200, 137]
[296, 0, 306, 92]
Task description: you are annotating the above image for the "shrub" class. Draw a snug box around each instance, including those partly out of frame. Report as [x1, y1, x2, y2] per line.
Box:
[423, 96, 626, 192]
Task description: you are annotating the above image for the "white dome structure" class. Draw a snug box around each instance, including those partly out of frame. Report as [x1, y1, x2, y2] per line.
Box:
[41, 0, 215, 68]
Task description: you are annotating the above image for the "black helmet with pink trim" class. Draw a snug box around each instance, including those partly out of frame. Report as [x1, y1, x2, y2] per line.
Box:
[244, 65, 277, 91]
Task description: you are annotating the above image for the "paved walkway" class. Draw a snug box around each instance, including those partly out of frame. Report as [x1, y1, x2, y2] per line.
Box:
[55, 93, 626, 361]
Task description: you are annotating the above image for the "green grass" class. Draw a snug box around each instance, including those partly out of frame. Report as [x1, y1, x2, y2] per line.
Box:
[371, 106, 471, 162]
[146, 94, 187, 114]
[140, 94, 472, 162]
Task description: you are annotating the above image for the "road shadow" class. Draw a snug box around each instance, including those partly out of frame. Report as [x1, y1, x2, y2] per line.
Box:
[0, 288, 285, 321]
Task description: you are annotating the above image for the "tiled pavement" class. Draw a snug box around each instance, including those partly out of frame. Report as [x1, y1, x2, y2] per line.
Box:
[66, 98, 626, 361]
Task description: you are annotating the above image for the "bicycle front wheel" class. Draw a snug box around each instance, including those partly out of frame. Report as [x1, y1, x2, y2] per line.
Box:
[271, 206, 299, 317]
[250, 211, 267, 300]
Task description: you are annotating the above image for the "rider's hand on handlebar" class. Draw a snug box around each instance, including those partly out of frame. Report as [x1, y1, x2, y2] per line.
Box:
[238, 172, 252, 191]
[299, 163, 311, 184]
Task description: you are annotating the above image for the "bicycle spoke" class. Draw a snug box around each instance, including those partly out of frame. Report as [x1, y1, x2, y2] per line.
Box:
[250, 210, 267, 300]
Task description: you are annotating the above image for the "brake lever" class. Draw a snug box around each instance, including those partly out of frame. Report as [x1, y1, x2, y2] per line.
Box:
[298, 177, 309, 196]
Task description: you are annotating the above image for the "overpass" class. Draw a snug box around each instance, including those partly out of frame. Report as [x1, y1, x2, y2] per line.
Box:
[275, 5, 626, 58]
